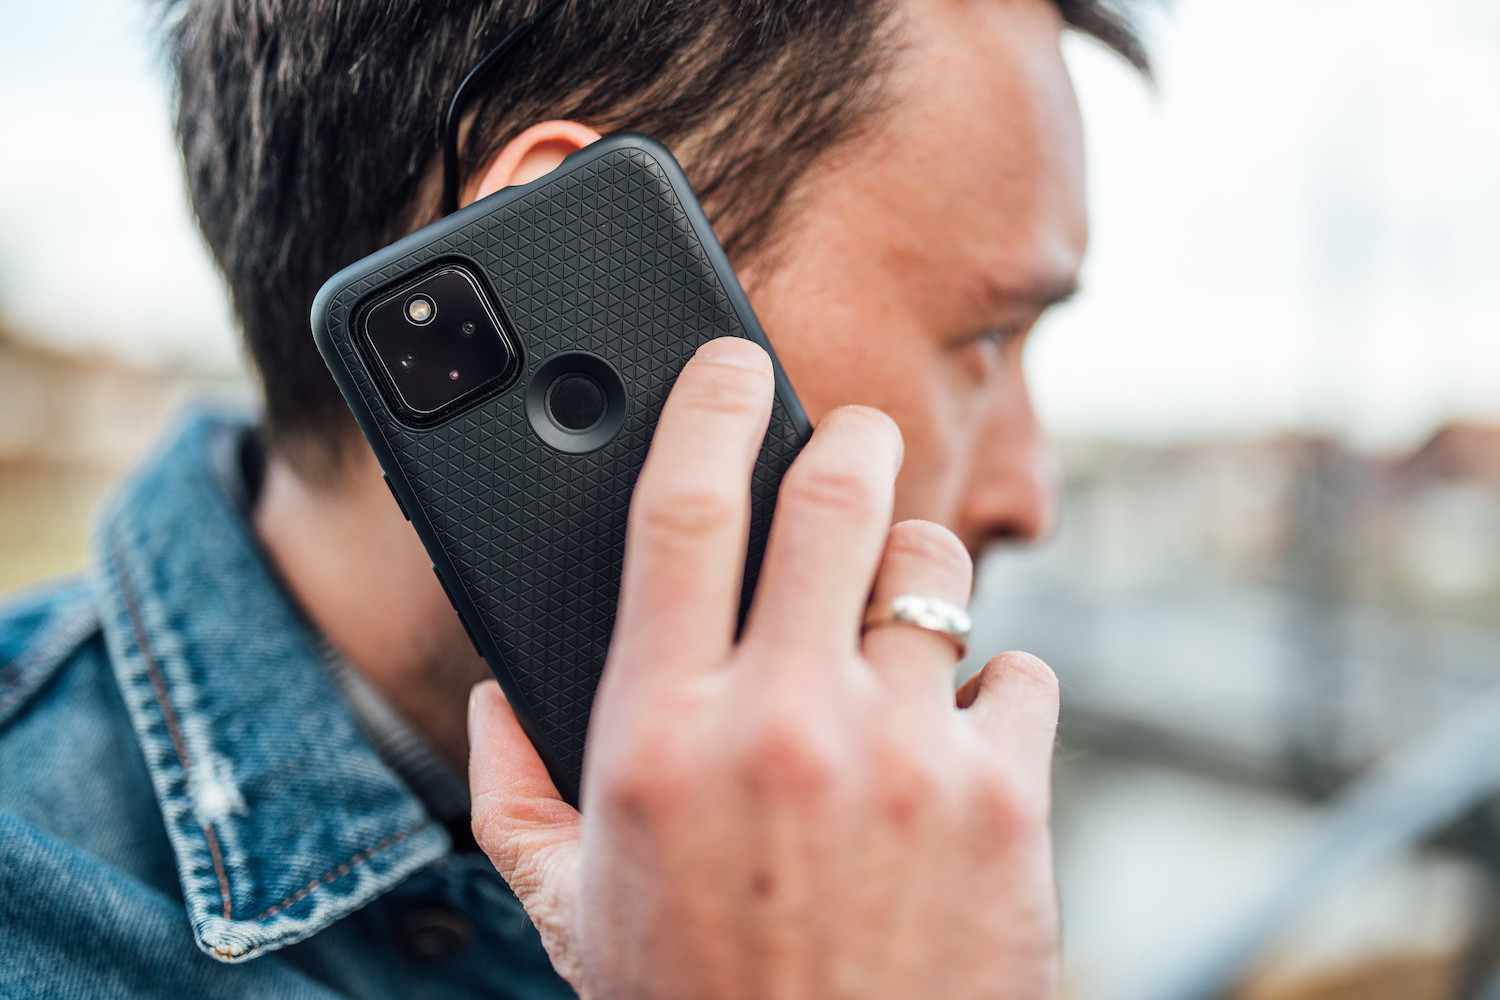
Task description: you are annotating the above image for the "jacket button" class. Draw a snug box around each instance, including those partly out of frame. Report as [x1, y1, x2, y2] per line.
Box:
[396, 905, 474, 960]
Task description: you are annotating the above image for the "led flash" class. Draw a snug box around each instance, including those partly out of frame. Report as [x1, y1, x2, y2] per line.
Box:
[406, 296, 434, 324]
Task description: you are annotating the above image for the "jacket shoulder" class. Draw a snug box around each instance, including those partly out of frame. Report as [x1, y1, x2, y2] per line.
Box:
[0, 576, 101, 730]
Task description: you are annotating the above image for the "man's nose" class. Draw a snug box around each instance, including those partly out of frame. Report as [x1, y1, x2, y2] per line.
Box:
[958, 383, 1058, 551]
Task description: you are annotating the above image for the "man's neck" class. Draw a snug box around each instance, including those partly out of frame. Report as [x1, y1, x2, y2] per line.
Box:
[253, 445, 486, 775]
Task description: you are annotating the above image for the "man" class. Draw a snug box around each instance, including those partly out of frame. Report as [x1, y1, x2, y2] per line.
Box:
[0, 0, 1146, 995]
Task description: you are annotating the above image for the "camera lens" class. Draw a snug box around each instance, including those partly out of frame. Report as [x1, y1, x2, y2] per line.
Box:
[460, 320, 477, 337]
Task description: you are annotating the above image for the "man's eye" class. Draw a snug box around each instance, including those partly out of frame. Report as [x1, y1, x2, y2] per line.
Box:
[945, 323, 1028, 360]
[965, 326, 1018, 352]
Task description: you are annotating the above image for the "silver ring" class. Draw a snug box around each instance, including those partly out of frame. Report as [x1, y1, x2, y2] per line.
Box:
[862, 593, 972, 659]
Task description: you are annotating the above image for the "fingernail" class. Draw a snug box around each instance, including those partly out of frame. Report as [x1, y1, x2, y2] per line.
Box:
[694, 337, 768, 371]
[468, 683, 484, 745]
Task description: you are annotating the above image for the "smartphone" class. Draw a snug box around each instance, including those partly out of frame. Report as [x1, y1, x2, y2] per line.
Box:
[312, 134, 810, 804]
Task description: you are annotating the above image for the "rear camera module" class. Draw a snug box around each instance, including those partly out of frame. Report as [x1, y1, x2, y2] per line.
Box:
[364, 267, 521, 419]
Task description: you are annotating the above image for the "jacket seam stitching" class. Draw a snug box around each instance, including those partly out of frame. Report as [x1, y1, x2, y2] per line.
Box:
[255, 824, 426, 923]
[110, 533, 237, 922]
[206, 821, 432, 961]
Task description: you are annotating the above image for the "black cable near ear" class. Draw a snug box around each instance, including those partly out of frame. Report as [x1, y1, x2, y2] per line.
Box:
[441, 0, 568, 217]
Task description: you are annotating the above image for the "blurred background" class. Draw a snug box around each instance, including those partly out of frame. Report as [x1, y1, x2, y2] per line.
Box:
[3, 0, 1499, 997]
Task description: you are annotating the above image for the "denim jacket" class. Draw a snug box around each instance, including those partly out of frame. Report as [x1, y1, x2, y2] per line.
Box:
[0, 412, 574, 999]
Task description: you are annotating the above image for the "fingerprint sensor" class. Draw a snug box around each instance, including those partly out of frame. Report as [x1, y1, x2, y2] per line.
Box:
[545, 373, 607, 433]
[525, 352, 628, 454]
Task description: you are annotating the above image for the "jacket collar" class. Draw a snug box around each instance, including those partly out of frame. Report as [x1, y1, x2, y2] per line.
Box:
[91, 411, 450, 963]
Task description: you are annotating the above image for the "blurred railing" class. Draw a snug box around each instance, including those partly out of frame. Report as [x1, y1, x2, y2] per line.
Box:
[973, 430, 1500, 795]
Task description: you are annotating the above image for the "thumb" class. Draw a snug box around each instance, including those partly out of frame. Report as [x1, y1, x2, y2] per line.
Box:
[469, 680, 584, 977]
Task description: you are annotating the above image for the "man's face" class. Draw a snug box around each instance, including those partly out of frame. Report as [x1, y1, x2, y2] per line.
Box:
[741, 0, 1086, 555]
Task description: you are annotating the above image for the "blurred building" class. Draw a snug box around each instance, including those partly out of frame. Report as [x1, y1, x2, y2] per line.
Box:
[0, 328, 247, 593]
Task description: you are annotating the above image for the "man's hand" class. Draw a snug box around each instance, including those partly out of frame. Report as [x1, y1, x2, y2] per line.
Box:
[469, 336, 1061, 999]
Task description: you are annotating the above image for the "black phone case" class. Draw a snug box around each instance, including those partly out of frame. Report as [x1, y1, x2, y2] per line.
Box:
[312, 134, 810, 803]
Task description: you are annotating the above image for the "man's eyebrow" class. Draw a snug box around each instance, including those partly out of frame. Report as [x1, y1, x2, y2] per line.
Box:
[981, 276, 1081, 312]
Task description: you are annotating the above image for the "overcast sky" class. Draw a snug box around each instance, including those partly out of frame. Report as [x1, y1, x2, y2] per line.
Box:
[1, 0, 1497, 450]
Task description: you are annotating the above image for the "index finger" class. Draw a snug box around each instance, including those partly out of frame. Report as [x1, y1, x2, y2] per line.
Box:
[611, 337, 776, 678]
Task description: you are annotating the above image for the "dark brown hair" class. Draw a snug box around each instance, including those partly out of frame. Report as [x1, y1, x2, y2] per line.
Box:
[165, 0, 1146, 476]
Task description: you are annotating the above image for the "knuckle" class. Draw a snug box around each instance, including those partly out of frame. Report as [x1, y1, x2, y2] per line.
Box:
[874, 745, 944, 826]
[735, 712, 840, 802]
[885, 520, 973, 582]
[969, 755, 1049, 834]
[780, 463, 881, 520]
[596, 749, 692, 826]
[469, 790, 572, 855]
[634, 477, 740, 543]
[469, 793, 504, 856]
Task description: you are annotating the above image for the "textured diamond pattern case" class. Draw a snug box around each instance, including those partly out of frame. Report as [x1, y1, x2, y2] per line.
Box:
[313, 135, 810, 803]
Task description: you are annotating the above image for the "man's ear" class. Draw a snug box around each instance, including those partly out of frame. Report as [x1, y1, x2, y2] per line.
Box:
[468, 120, 603, 206]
